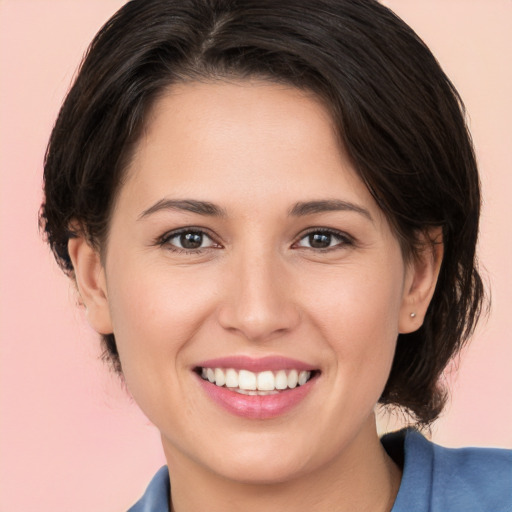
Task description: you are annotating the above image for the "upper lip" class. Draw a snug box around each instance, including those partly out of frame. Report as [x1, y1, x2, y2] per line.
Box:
[194, 355, 317, 373]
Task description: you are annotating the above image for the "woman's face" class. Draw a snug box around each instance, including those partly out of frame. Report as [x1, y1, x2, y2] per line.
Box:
[78, 80, 426, 483]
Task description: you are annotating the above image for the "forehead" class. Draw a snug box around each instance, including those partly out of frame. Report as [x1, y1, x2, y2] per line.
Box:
[121, 79, 381, 220]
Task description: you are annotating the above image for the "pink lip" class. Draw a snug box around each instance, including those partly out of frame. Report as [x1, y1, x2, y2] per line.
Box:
[194, 355, 316, 372]
[195, 375, 317, 419]
[193, 356, 320, 420]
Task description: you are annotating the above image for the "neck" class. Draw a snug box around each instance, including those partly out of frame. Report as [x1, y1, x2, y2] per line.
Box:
[163, 417, 401, 512]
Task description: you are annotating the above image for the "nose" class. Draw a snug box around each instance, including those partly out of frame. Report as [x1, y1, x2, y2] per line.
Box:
[217, 248, 301, 343]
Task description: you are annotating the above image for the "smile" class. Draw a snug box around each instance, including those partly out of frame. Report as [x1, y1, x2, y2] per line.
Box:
[198, 367, 314, 394]
[193, 357, 320, 419]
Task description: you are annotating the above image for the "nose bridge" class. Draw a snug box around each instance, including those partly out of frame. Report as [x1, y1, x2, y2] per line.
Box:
[218, 239, 299, 342]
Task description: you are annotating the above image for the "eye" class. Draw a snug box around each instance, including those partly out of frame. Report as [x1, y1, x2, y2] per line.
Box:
[295, 229, 353, 250]
[160, 229, 219, 252]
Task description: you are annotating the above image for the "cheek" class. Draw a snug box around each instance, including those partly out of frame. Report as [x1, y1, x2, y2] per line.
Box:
[307, 258, 403, 324]
[103, 260, 225, 428]
[303, 258, 404, 377]
[105, 259, 219, 372]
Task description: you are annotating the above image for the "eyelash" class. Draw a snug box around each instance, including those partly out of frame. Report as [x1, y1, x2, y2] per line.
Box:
[156, 227, 355, 255]
[156, 228, 220, 255]
[294, 228, 355, 251]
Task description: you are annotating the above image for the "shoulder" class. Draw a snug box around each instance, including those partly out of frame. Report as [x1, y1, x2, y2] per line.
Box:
[128, 466, 170, 512]
[384, 429, 512, 512]
[426, 433, 512, 511]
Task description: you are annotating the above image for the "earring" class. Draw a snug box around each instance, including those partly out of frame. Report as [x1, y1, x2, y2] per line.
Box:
[410, 312, 416, 318]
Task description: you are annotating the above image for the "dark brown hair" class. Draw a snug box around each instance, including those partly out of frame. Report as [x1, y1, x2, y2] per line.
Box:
[41, 0, 484, 425]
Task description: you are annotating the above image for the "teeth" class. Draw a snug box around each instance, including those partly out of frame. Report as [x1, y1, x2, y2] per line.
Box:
[199, 367, 313, 392]
[298, 370, 309, 386]
[275, 370, 288, 390]
[214, 368, 226, 387]
[225, 369, 238, 388]
[238, 370, 257, 390]
[257, 370, 275, 391]
[235, 389, 279, 396]
[287, 369, 298, 388]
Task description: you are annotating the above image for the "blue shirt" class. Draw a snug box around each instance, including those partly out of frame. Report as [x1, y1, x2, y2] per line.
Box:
[128, 430, 512, 511]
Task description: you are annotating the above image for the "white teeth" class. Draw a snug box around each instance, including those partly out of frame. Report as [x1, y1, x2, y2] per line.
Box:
[214, 368, 226, 387]
[287, 369, 298, 389]
[200, 367, 313, 392]
[257, 370, 275, 391]
[298, 370, 309, 386]
[225, 368, 238, 388]
[235, 389, 278, 396]
[275, 370, 288, 390]
[238, 369, 257, 390]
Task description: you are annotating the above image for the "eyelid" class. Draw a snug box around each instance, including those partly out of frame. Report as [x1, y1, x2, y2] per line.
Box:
[154, 226, 354, 253]
[293, 227, 355, 249]
[156, 227, 222, 251]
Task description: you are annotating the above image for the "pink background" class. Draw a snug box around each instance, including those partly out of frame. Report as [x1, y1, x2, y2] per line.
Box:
[0, 1, 510, 510]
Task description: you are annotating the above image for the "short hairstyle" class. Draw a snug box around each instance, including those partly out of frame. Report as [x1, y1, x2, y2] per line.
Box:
[41, 0, 484, 425]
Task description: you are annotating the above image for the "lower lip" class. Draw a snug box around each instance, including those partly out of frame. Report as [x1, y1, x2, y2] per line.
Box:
[195, 373, 317, 420]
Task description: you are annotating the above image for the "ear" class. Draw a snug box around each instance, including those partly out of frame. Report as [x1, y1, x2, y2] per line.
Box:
[68, 234, 113, 335]
[399, 228, 443, 334]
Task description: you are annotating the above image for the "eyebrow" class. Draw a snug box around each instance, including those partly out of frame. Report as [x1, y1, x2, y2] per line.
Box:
[138, 198, 372, 222]
[288, 199, 373, 221]
[138, 199, 227, 219]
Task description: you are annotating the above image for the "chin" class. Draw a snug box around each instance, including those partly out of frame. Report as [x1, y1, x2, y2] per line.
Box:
[198, 434, 319, 485]
[218, 457, 310, 486]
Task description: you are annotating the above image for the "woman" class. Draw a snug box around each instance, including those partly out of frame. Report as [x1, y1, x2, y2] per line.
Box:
[40, 0, 511, 510]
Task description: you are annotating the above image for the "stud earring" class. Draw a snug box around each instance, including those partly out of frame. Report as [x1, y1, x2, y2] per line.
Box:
[410, 312, 416, 318]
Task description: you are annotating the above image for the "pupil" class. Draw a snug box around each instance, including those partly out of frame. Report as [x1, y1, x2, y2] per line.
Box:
[181, 232, 203, 249]
[309, 233, 331, 248]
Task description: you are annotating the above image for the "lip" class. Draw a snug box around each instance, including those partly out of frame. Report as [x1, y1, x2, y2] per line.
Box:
[195, 374, 318, 419]
[193, 356, 320, 420]
[194, 355, 317, 372]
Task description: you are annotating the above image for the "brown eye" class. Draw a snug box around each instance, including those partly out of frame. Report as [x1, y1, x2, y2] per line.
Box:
[308, 233, 332, 248]
[162, 230, 217, 251]
[296, 230, 353, 250]
[180, 232, 204, 249]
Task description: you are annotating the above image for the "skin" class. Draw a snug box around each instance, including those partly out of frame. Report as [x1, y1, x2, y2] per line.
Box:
[69, 80, 442, 511]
